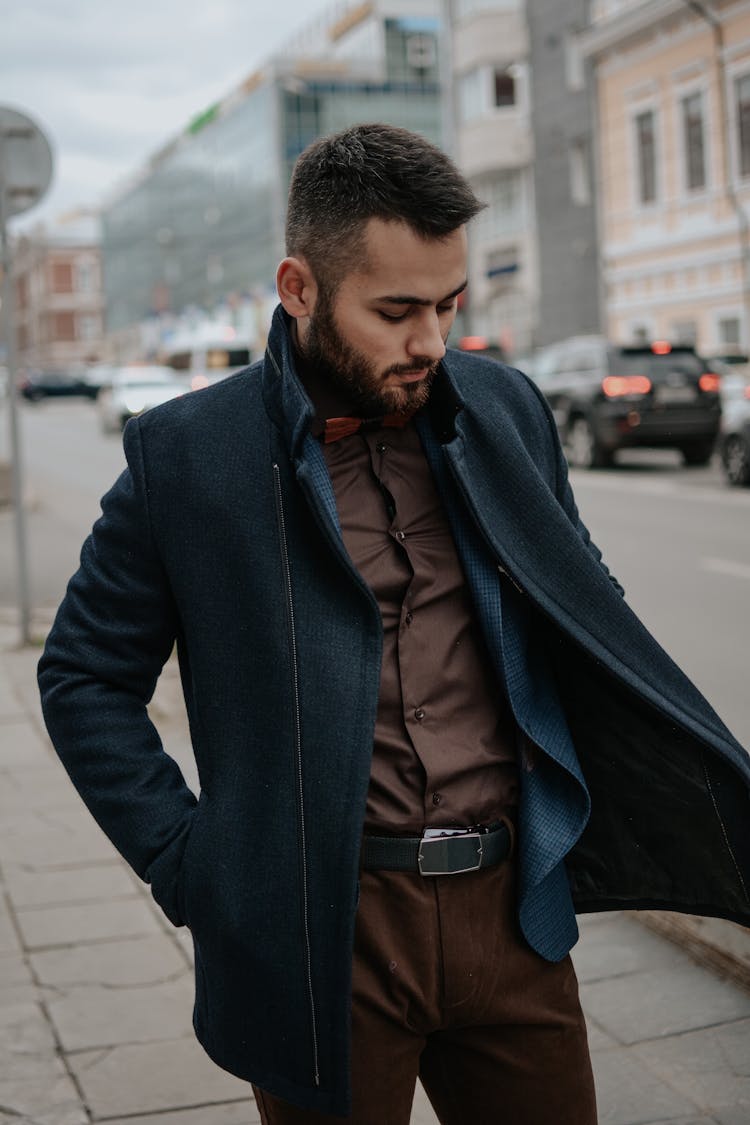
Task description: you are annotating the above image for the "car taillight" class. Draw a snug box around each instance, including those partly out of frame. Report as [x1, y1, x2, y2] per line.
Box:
[602, 375, 651, 397]
[699, 372, 721, 393]
[744, 385, 750, 400]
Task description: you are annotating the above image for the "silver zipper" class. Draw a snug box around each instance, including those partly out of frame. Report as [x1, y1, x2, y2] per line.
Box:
[272, 462, 321, 1088]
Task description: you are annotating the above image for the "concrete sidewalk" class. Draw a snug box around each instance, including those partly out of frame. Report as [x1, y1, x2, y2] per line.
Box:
[1, 625, 749, 1124]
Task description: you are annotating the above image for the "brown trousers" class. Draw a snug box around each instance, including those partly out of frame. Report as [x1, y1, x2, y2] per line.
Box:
[254, 851, 597, 1124]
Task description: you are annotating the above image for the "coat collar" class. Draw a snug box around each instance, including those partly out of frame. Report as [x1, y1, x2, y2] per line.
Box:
[261, 302, 467, 461]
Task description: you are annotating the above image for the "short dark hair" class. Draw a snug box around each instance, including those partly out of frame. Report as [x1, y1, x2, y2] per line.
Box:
[285, 123, 484, 294]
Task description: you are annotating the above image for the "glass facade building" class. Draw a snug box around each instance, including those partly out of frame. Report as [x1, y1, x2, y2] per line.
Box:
[101, 1, 441, 355]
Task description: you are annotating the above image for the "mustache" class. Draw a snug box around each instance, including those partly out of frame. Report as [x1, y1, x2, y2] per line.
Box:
[386, 359, 438, 377]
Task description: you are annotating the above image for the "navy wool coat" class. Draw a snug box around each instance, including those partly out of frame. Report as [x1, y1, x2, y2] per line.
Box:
[38, 306, 750, 1115]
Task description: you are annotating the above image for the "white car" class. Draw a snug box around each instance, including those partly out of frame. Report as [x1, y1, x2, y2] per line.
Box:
[98, 365, 186, 432]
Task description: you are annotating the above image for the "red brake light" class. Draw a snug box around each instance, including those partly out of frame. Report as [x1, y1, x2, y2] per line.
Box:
[602, 375, 652, 397]
[744, 385, 750, 400]
[459, 335, 489, 351]
[699, 372, 721, 393]
[651, 340, 672, 355]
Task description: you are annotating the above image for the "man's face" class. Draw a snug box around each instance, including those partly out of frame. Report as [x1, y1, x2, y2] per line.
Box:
[299, 218, 467, 416]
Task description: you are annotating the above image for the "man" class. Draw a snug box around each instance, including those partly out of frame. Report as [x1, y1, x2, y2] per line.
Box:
[39, 124, 750, 1124]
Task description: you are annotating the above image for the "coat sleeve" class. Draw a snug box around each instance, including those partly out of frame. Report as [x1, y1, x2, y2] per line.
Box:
[521, 369, 625, 597]
[37, 419, 195, 926]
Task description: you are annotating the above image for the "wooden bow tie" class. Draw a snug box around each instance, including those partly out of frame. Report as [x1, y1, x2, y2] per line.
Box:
[322, 412, 414, 444]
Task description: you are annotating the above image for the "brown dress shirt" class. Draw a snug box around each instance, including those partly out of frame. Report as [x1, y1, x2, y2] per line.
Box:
[318, 415, 519, 835]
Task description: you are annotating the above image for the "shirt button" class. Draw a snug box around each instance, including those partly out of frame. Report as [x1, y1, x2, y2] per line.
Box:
[405, 611, 413, 625]
[376, 442, 388, 454]
[414, 707, 426, 721]
[432, 792, 443, 806]
[396, 530, 406, 541]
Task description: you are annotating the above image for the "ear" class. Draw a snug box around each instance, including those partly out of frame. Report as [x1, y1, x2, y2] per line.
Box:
[276, 256, 318, 320]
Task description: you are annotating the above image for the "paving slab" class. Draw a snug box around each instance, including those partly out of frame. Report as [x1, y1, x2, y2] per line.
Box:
[69, 1037, 251, 1118]
[0, 950, 39, 1006]
[14, 896, 162, 949]
[0, 823, 119, 866]
[0, 761, 82, 811]
[0, 670, 25, 720]
[103, 1101, 259, 1125]
[49, 976, 194, 1051]
[0, 717, 52, 767]
[0, 893, 21, 955]
[0, 1066, 86, 1124]
[629, 1018, 750, 1121]
[573, 913, 680, 983]
[591, 1046, 701, 1124]
[3, 859, 139, 908]
[580, 961, 750, 1045]
[30, 933, 187, 988]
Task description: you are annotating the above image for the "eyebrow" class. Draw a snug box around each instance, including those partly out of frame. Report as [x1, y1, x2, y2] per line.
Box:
[375, 280, 468, 308]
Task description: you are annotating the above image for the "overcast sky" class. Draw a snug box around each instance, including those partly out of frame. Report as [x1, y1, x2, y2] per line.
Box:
[2, 0, 333, 231]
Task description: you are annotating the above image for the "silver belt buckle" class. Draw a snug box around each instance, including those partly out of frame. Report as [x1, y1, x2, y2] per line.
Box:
[417, 827, 483, 876]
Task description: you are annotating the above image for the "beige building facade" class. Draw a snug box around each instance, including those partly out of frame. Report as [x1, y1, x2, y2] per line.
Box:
[583, 0, 750, 355]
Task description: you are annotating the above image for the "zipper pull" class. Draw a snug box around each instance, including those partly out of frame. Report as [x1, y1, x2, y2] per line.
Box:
[498, 564, 524, 595]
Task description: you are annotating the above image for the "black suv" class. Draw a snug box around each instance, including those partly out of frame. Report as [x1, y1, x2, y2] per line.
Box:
[533, 336, 722, 468]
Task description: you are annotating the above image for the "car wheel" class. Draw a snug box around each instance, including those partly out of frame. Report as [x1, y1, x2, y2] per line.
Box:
[680, 440, 715, 467]
[566, 417, 612, 469]
[722, 434, 750, 486]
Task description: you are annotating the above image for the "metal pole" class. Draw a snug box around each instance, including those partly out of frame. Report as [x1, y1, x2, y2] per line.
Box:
[0, 143, 33, 647]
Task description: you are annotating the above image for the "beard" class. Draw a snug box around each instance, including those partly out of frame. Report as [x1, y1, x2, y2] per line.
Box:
[301, 290, 439, 417]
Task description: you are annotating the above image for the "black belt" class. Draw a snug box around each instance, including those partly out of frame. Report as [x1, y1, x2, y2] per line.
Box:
[361, 822, 511, 877]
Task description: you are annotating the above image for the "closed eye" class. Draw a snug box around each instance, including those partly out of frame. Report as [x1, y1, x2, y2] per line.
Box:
[378, 304, 455, 323]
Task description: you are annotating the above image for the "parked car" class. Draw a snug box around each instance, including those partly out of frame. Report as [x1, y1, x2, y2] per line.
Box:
[19, 368, 99, 402]
[82, 362, 119, 398]
[97, 365, 185, 432]
[532, 336, 722, 468]
[718, 371, 750, 487]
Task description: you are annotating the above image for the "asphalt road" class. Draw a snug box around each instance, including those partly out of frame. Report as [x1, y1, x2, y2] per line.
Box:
[2, 397, 749, 747]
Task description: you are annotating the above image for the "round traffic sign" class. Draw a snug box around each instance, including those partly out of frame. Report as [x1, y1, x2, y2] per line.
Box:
[0, 106, 53, 219]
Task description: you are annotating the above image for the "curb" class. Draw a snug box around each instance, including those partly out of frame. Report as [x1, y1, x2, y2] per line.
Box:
[636, 912, 750, 993]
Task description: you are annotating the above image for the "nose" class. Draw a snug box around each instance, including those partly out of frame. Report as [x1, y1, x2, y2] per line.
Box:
[407, 311, 447, 363]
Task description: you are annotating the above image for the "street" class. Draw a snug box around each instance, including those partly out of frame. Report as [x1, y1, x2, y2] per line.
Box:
[0, 396, 749, 1123]
[3, 396, 749, 746]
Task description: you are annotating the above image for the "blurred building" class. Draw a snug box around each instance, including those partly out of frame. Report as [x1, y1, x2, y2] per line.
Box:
[446, 0, 536, 355]
[12, 211, 105, 371]
[101, 0, 442, 359]
[582, 0, 750, 354]
[526, 0, 600, 347]
[444, 0, 601, 356]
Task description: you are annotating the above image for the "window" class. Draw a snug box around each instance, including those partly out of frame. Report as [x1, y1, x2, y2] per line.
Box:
[494, 68, 516, 108]
[53, 312, 76, 341]
[565, 34, 585, 92]
[458, 64, 519, 122]
[671, 319, 697, 346]
[569, 140, 591, 206]
[719, 316, 741, 348]
[635, 110, 657, 204]
[51, 262, 73, 293]
[474, 171, 524, 239]
[682, 92, 706, 191]
[485, 246, 520, 286]
[737, 74, 750, 177]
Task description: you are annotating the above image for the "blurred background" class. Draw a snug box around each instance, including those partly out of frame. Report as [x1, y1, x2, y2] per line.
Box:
[0, 0, 749, 747]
